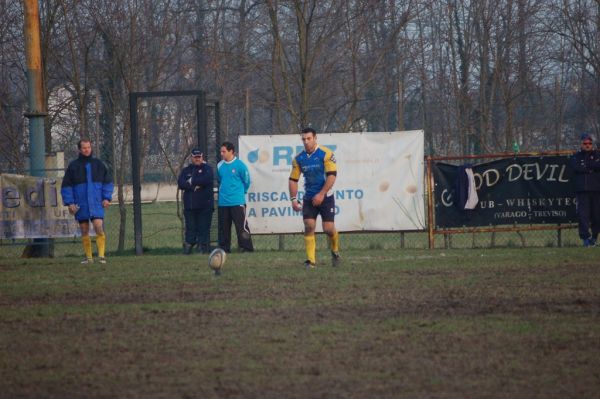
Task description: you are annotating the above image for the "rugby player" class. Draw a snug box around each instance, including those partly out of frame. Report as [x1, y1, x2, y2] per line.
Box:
[289, 127, 341, 268]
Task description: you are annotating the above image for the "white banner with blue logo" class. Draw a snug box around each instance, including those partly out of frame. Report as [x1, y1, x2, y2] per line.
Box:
[239, 131, 425, 233]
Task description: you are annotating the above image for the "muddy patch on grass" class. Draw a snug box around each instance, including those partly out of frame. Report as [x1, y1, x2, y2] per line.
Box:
[2, 258, 600, 398]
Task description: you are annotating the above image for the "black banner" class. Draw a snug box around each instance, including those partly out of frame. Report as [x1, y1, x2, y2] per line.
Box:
[433, 156, 577, 228]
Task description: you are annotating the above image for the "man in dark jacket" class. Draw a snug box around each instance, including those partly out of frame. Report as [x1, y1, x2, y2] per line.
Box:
[570, 133, 600, 247]
[178, 149, 214, 254]
[61, 139, 114, 263]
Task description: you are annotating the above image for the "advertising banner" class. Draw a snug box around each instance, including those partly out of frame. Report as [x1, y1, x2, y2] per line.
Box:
[238, 131, 425, 234]
[432, 156, 577, 228]
[0, 174, 81, 238]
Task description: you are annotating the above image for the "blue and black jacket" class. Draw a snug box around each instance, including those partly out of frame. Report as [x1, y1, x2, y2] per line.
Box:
[570, 150, 600, 192]
[177, 162, 214, 210]
[61, 154, 114, 221]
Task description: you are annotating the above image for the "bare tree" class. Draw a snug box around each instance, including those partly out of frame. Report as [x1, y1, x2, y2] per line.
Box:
[0, 0, 28, 171]
[5, 0, 600, 184]
[550, 0, 600, 139]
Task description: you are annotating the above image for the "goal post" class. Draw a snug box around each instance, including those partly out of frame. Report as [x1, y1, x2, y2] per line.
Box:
[129, 90, 221, 255]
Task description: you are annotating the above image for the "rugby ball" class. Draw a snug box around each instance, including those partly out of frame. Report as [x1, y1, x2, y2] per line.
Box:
[208, 248, 226, 271]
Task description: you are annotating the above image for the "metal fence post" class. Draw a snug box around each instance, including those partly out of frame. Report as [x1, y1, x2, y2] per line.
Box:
[426, 156, 435, 249]
[129, 93, 143, 255]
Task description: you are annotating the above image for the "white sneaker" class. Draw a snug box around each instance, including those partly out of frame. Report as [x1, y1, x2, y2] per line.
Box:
[81, 258, 93, 264]
[98, 257, 107, 264]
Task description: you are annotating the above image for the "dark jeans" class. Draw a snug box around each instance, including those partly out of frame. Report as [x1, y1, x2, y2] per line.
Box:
[576, 192, 600, 240]
[184, 208, 213, 251]
[218, 205, 254, 252]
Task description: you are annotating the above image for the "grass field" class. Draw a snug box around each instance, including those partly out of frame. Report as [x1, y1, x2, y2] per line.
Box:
[0, 201, 586, 259]
[1, 247, 599, 398]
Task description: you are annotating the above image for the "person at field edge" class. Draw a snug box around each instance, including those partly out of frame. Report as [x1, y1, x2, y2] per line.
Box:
[178, 148, 214, 254]
[61, 138, 114, 264]
[570, 133, 600, 247]
[217, 141, 254, 253]
[289, 127, 341, 268]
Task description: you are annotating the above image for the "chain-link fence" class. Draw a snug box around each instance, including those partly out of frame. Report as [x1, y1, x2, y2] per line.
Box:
[1, 98, 588, 259]
[1, 177, 584, 261]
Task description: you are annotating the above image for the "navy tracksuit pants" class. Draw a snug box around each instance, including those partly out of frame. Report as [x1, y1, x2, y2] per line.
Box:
[576, 192, 600, 240]
[184, 208, 213, 252]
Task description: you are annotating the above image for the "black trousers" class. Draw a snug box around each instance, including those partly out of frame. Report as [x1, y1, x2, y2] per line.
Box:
[218, 205, 254, 252]
[576, 192, 600, 240]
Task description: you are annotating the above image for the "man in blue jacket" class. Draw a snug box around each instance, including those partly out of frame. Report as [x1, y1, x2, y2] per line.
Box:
[61, 139, 114, 263]
[217, 141, 254, 253]
[178, 149, 214, 254]
[570, 133, 600, 247]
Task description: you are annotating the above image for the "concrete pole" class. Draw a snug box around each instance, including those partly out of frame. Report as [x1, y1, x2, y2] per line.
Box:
[23, 0, 49, 257]
[23, 0, 47, 177]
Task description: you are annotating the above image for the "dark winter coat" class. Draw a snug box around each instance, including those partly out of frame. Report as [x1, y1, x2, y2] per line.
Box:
[570, 150, 600, 192]
[61, 154, 114, 221]
[178, 162, 214, 210]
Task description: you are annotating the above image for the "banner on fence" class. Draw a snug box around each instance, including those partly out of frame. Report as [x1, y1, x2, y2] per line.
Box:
[0, 173, 81, 239]
[238, 131, 425, 234]
[432, 156, 577, 228]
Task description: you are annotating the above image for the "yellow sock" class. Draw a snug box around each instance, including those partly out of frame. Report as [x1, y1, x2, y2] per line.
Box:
[329, 231, 339, 252]
[82, 236, 93, 259]
[96, 233, 106, 258]
[304, 234, 316, 264]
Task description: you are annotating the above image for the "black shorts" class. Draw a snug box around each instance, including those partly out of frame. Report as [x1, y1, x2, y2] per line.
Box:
[78, 217, 103, 223]
[302, 194, 336, 222]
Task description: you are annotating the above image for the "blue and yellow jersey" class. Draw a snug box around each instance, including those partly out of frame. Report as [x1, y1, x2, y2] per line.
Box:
[289, 145, 337, 200]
